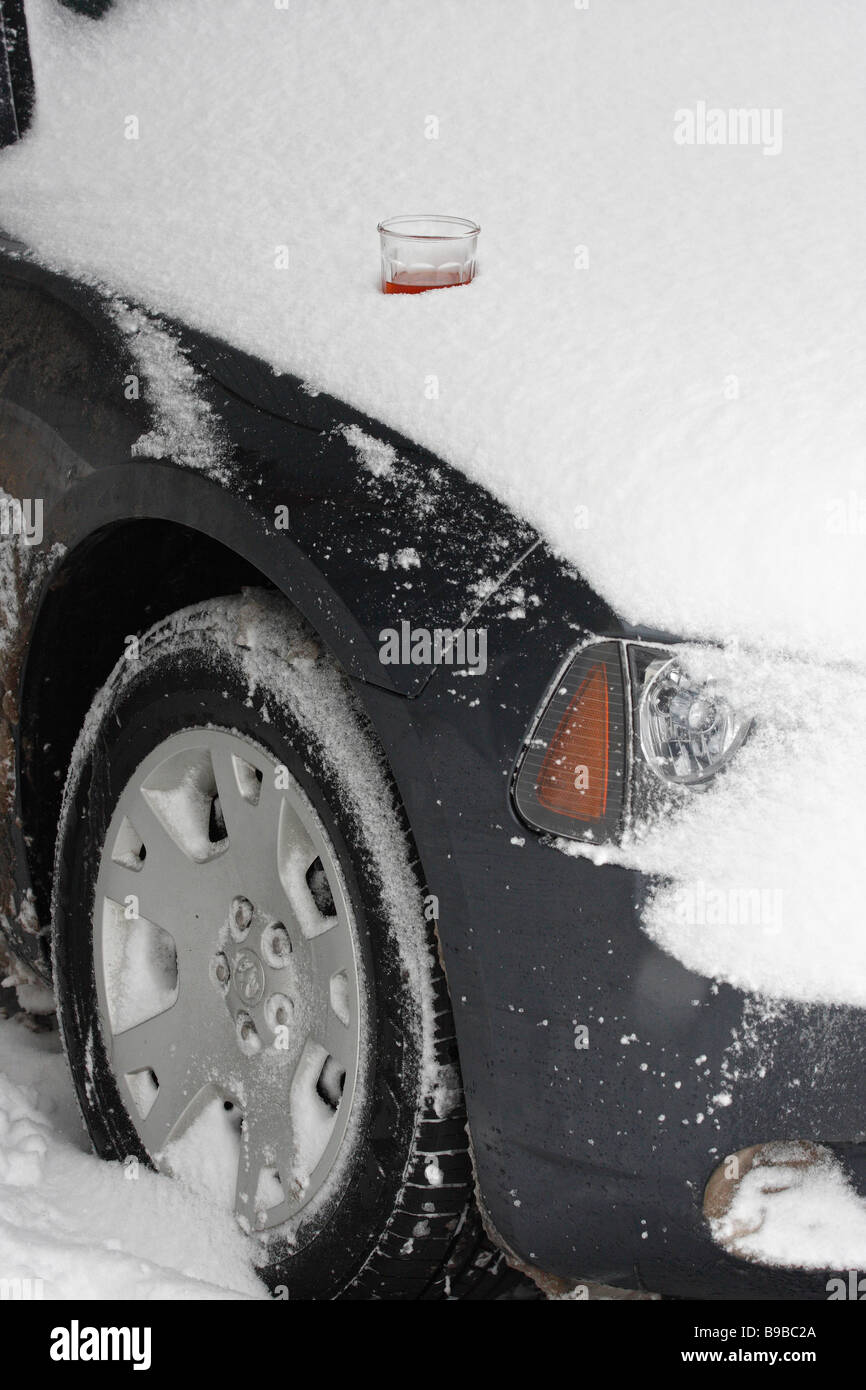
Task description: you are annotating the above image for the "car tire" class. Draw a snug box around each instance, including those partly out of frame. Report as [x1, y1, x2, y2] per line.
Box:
[50, 589, 526, 1300]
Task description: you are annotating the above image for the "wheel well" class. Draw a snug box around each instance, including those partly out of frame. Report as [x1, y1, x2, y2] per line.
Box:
[20, 519, 272, 928]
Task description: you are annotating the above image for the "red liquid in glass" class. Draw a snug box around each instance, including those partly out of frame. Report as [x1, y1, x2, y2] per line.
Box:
[384, 267, 468, 294]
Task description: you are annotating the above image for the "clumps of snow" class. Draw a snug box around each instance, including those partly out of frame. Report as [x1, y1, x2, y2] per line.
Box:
[0, 1019, 265, 1298]
[159, 1096, 241, 1213]
[464, 572, 542, 630]
[717, 996, 787, 1092]
[374, 548, 424, 572]
[468, 576, 500, 607]
[344, 422, 455, 532]
[139, 767, 226, 865]
[14, 887, 39, 938]
[289, 1045, 342, 1200]
[100, 902, 178, 1034]
[710, 1142, 866, 1271]
[393, 547, 420, 570]
[1, 937, 55, 1017]
[556, 642, 866, 1008]
[430, 1063, 460, 1119]
[110, 301, 231, 480]
[0, 1066, 48, 1188]
[467, 577, 540, 615]
[424, 1158, 444, 1188]
[340, 424, 398, 479]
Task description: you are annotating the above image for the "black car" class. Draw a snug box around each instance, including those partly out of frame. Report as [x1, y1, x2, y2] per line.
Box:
[2, 0, 864, 1304]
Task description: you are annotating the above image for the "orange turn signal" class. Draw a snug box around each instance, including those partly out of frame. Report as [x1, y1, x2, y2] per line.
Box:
[536, 662, 609, 821]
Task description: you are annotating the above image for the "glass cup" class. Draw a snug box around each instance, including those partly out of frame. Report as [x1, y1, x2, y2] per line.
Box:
[378, 214, 480, 294]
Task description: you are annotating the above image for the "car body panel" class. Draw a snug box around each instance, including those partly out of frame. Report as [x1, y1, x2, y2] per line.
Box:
[361, 548, 866, 1298]
[0, 238, 533, 966]
[2, 242, 865, 1300]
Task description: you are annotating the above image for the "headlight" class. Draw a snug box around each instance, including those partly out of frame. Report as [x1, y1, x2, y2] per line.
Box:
[636, 656, 752, 786]
[511, 640, 628, 843]
[512, 639, 753, 843]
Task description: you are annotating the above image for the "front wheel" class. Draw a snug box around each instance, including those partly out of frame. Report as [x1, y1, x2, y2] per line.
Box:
[51, 591, 520, 1299]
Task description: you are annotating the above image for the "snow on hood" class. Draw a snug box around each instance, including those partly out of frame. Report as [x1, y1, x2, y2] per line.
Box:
[0, 0, 863, 662]
[1, 0, 865, 1010]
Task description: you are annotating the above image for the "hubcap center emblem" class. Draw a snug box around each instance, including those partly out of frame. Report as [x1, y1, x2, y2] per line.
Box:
[234, 949, 266, 1005]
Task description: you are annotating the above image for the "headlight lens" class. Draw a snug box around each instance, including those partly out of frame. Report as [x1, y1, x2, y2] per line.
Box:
[511, 640, 628, 842]
[637, 657, 752, 786]
[512, 639, 754, 844]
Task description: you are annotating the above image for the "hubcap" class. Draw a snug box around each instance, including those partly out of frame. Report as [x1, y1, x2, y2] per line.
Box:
[233, 949, 266, 1006]
[93, 729, 364, 1232]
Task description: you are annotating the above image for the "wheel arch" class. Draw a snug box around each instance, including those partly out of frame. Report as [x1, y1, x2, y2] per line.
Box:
[16, 502, 414, 976]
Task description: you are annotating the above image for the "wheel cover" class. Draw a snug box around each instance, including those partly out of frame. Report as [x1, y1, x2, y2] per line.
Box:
[93, 728, 365, 1232]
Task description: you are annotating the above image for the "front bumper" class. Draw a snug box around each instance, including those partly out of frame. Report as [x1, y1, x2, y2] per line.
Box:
[357, 546, 866, 1300]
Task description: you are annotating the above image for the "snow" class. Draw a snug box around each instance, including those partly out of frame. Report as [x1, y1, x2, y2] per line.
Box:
[141, 770, 227, 865]
[110, 301, 230, 480]
[340, 425, 398, 480]
[289, 1043, 338, 1198]
[100, 899, 178, 1033]
[1, 0, 864, 1007]
[424, 1158, 444, 1188]
[0, 2, 866, 1283]
[54, 589, 450, 1248]
[711, 1142, 866, 1272]
[0, 0, 862, 666]
[1, 943, 55, 1015]
[2, 0, 865, 1009]
[0, 1016, 265, 1298]
[159, 1095, 241, 1212]
[223, 590, 443, 1100]
[186, 591, 455, 1214]
[558, 643, 866, 1007]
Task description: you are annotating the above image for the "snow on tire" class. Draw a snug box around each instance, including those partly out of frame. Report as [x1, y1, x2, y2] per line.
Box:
[50, 589, 520, 1299]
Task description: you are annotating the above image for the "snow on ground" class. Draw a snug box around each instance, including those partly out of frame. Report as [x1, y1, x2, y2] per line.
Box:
[0, 1015, 266, 1299]
[5, 997, 866, 1294]
[0, 0, 864, 667]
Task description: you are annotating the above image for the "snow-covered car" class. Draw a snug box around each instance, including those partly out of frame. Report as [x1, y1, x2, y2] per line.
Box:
[2, 0, 866, 1300]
